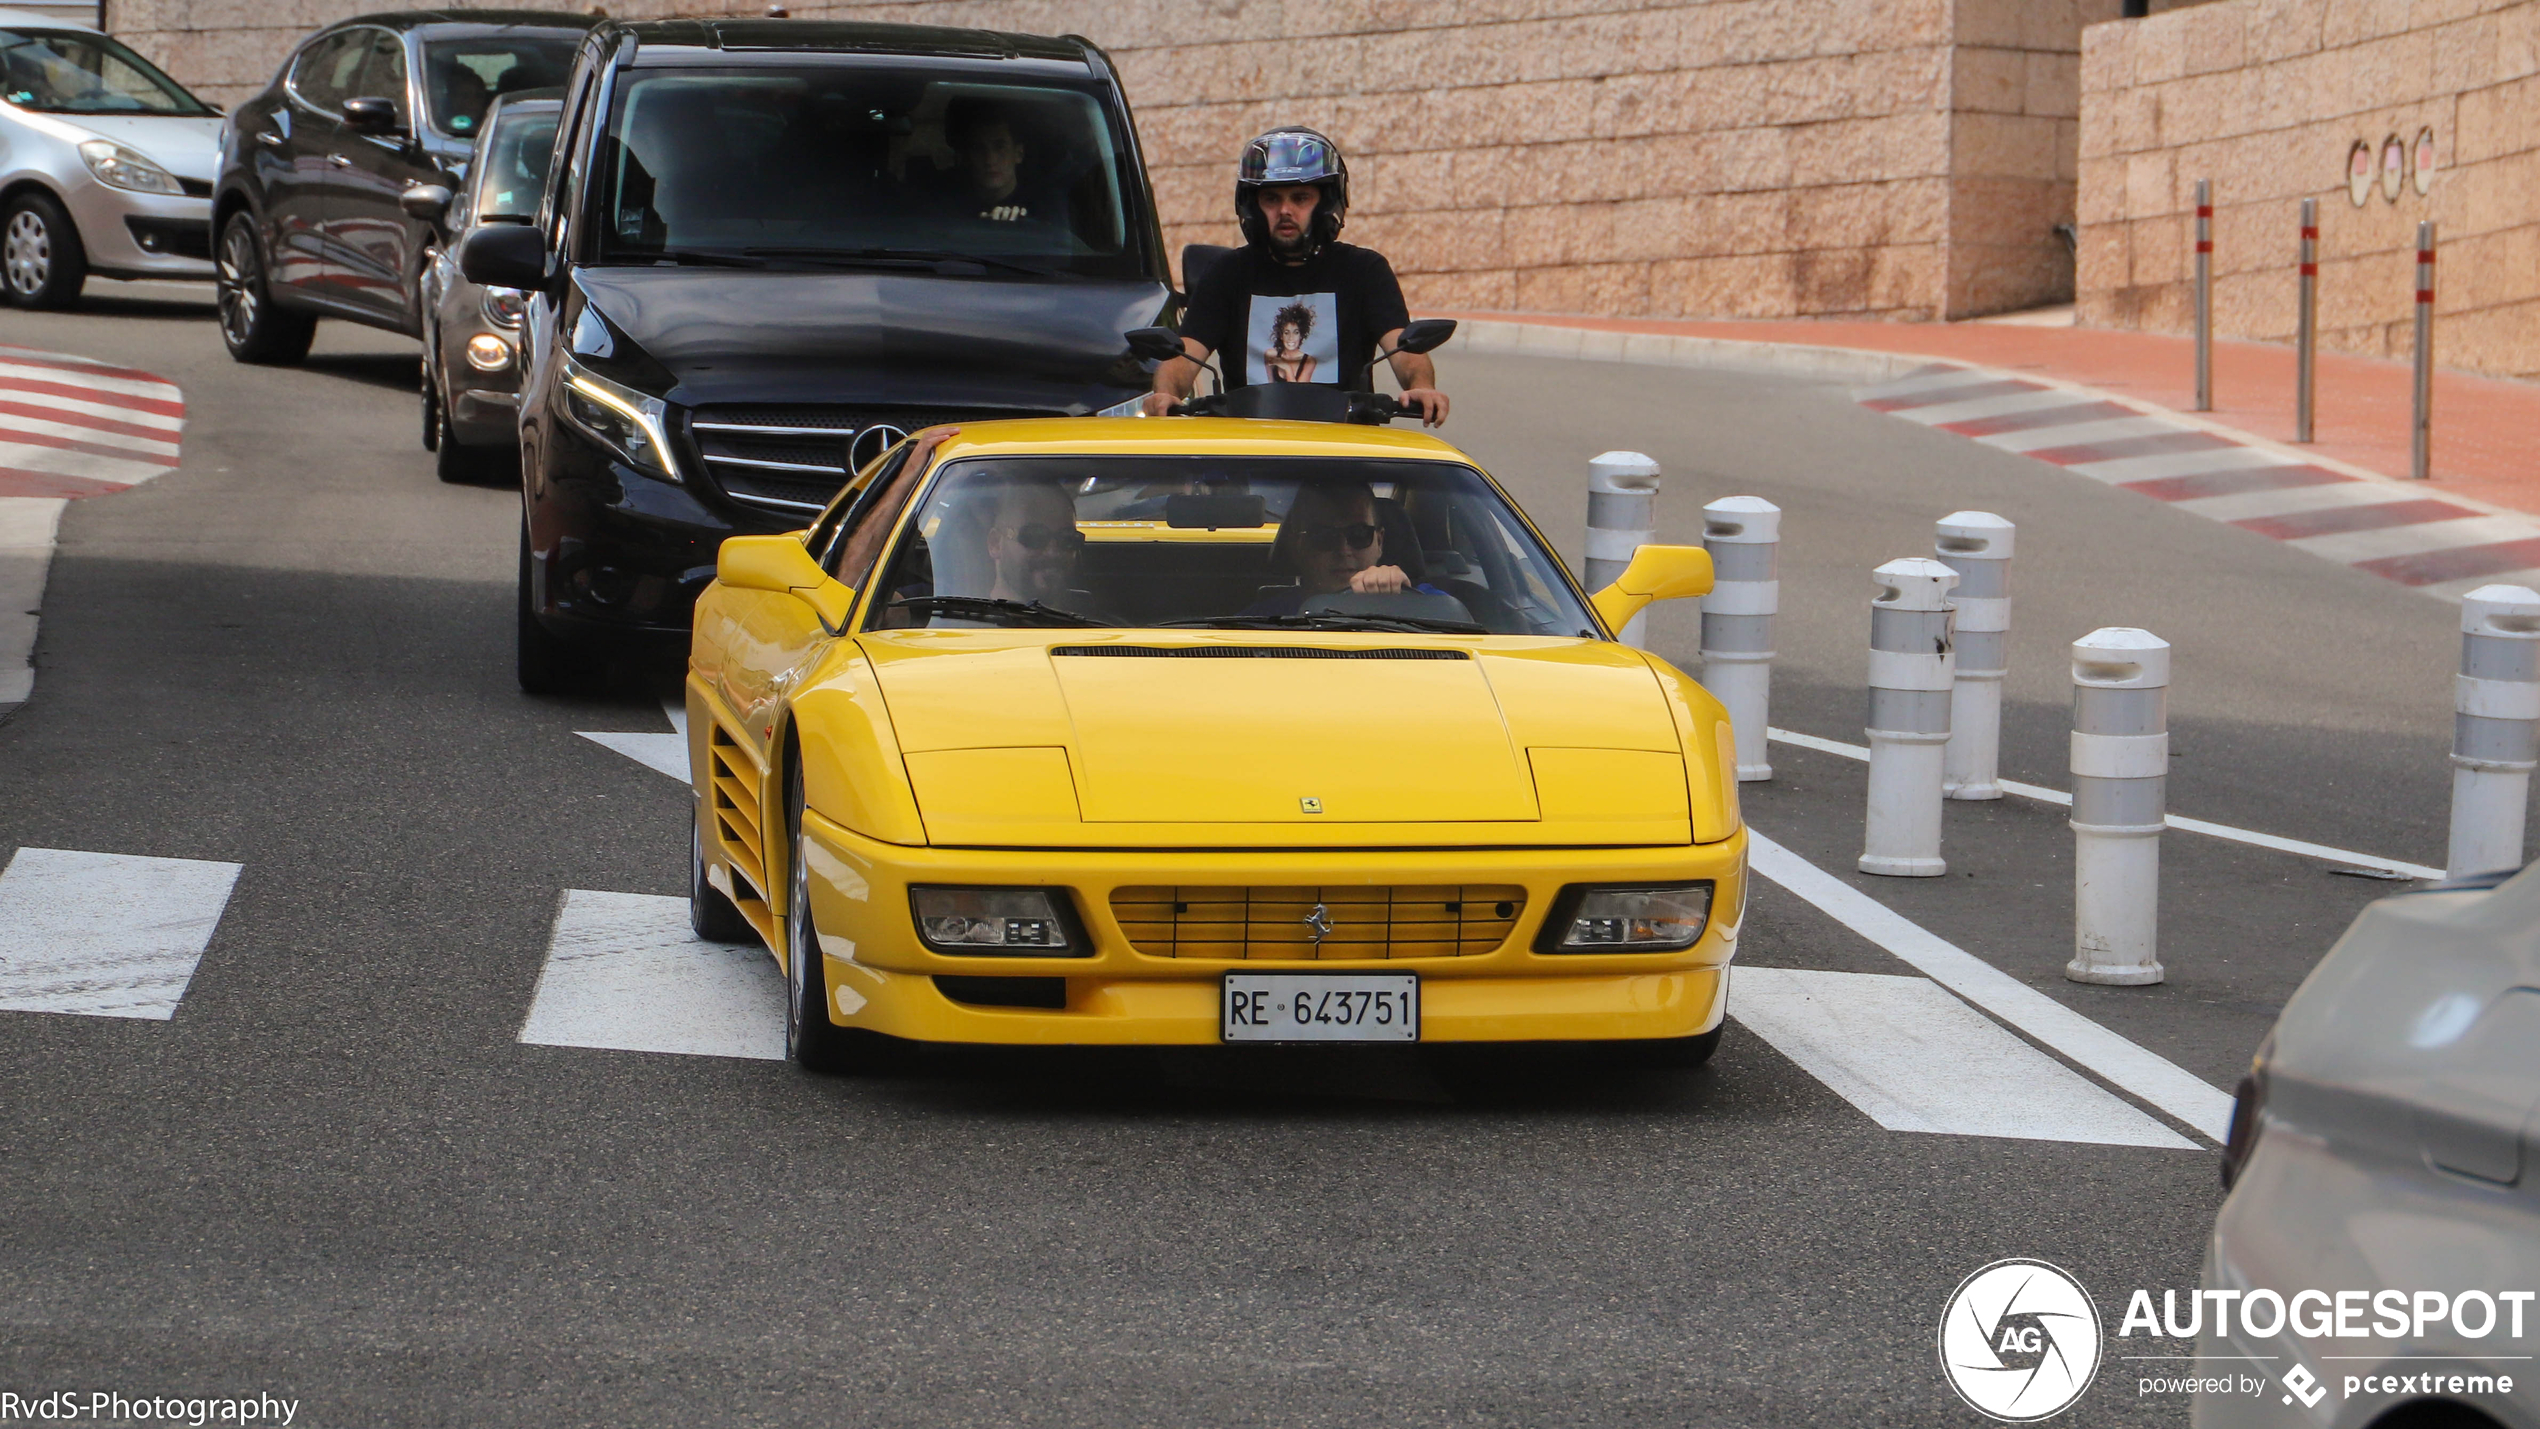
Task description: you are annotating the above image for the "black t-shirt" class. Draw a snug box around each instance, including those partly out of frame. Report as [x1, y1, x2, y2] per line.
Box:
[1181, 242, 1411, 391]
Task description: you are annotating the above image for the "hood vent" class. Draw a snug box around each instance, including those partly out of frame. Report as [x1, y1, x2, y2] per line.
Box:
[1050, 646, 1467, 660]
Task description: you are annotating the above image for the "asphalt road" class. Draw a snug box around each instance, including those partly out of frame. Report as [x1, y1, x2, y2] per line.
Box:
[0, 283, 2482, 1427]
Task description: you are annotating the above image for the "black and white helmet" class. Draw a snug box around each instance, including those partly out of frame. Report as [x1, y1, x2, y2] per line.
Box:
[1235, 127, 1349, 255]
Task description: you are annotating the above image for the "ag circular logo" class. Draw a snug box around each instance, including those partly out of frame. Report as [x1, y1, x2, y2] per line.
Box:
[1938, 1258, 2103, 1422]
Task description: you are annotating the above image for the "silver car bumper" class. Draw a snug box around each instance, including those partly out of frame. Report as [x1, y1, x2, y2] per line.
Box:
[62, 179, 213, 279]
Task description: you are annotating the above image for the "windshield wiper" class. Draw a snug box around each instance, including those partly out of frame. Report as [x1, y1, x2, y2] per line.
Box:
[739, 247, 1070, 279]
[642, 248, 766, 268]
[1156, 613, 1488, 635]
[890, 595, 1115, 628]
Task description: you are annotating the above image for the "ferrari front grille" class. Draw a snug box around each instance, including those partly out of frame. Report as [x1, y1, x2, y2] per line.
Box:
[1109, 885, 1525, 961]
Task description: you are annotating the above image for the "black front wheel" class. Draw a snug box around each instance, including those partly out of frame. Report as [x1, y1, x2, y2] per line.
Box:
[1, 190, 87, 309]
[215, 213, 315, 365]
[785, 757, 894, 1074]
[515, 517, 603, 695]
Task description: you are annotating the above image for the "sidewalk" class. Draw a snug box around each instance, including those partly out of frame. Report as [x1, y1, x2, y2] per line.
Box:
[1439, 312, 2534, 518]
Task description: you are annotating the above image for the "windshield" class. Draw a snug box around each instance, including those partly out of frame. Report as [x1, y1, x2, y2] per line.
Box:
[422, 35, 577, 138]
[0, 28, 210, 115]
[471, 106, 558, 221]
[863, 457, 1602, 637]
[595, 68, 1140, 277]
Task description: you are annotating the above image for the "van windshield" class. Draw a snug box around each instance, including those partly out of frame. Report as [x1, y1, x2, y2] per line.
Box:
[593, 67, 1142, 278]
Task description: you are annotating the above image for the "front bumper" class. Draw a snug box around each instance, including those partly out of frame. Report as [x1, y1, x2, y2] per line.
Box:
[527, 419, 794, 641]
[61, 180, 211, 279]
[792, 809, 1746, 1046]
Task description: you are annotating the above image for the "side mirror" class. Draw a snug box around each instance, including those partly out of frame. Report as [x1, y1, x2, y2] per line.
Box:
[718, 535, 854, 629]
[1392, 318, 1458, 355]
[399, 183, 452, 221]
[458, 221, 547, 290]
[340, 96, 400, 134]
[1589, 544, 1713, 635]
[1124, 326, 1185, 363]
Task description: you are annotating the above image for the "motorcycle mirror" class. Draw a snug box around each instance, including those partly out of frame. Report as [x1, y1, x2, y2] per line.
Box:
[340, 96, 401, 135]
[400, 184, 452, 221]
[1124, 327, 1187, 363]
[1392, 318, 1458, 355]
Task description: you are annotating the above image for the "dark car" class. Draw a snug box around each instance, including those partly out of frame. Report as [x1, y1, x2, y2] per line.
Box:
[461, 19, 1170, 693]
[209, 8, 592, 364]
[410, 89, 558, 482]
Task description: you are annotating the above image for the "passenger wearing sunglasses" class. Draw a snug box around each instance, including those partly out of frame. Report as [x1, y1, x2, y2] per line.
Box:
[1243, 482, 1444, 616]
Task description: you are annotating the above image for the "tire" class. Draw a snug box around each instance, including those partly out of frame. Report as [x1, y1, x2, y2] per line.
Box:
[784, 756, 893, 1073]
[435, 410, 504, 484]
[214, 212, 315, 364]
[2, 190, 87, 309]
[690, 818, 756, 944]
[420, 355, 440, 451]
[515, 517, 603, 695]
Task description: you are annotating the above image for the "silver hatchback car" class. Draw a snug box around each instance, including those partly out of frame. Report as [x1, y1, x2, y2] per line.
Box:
[2197, 864, 2538, 1429]
[0, 8, 219, 307]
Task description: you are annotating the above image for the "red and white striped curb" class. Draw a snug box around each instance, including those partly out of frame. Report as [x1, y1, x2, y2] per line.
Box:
[0, 343, 184, 715]
[1856, 363, 2540, 602]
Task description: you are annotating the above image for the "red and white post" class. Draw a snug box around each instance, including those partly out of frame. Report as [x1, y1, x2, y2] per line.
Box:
[2412, 221, 2436, 481]
[2193, 179, 2213, 412]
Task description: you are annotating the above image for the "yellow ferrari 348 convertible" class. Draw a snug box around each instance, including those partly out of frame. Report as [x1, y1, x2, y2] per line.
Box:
[684, 416, 1745, 1070]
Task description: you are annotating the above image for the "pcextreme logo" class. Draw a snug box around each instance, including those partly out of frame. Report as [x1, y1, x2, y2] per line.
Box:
[1938, 1259, 2104, 1422]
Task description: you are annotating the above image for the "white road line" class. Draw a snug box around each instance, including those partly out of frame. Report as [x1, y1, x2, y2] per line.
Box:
[0, 439, 166, 485]
[0, 358, 182, 404]
[0, 847, 242, 1019]
[519, 889, 783, 1060]
[1763, 727, 2442, 880]
[2064, 446, 2293, 485]
[0, 387, 185, 431]
[1730, 967, 2196, 1147]
[0, 412, 181, 457]
[2286, 514, 2540, 565]
[1745, 830, 2236, 1141]
[578, 731, 691, 785]
[0, 497, 65, 710]
[1976, 414, 2182, 453]
[2172, 481, 2391, 523]
[1890, 390, 2092, 426]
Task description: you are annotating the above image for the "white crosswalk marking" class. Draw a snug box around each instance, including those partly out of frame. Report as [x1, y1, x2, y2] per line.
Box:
[0, 847, 243, 1019]
[519, 890, 782, 1060]
[578, 699, 693, 786]
[1730, 968, 2196, 1147]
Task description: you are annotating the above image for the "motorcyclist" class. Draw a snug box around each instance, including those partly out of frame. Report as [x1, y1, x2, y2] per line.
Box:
[1142, 127, 1449, 427]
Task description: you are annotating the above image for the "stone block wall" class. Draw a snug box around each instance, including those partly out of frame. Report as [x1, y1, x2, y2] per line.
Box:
[2077, 0, 2540, 379]
[110, 0, 2122, 322]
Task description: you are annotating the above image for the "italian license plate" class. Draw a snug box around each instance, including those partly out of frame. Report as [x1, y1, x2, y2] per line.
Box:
[1221, 973, 1419, 1043]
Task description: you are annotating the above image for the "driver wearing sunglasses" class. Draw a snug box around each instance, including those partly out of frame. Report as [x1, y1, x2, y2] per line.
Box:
[984, 478, 1092, 604]
[1243, 481, 1445, 616]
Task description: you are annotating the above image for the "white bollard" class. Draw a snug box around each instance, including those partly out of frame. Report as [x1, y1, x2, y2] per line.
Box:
[2446, 584, 2540, 878]
[1936, 512, 2014, 800]
[1700, 496, 1781, 781]
[2068, 628, 2169, 986]
[1861, 557, 1959, 877]
[1585, 451, 1661, 647]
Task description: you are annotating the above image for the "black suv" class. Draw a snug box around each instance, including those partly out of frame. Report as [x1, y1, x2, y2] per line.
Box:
[462, 20, 1170, 692]
[210, 9, 594, 363]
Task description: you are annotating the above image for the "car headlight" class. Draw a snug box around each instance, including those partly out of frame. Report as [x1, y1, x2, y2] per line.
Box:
[482, 286, 526, 329]
[1537, 882, 1713, 953]
[560, 356, 677, 481]
[910, 887, 1081, 956]
[464, 333, 513, 371]
[78, 140, 184, 196]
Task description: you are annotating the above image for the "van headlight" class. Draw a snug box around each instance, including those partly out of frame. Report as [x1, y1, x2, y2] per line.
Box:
[79, 140, 184, 196]
[1537, 882, 1712, 953]
[910, 887, 1081, 956]
[561, 357, 677, 481]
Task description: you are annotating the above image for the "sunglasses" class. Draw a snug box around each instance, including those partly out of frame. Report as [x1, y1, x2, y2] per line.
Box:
[1293, 521, 1378, 553]
[1006, 522, 1086, 553]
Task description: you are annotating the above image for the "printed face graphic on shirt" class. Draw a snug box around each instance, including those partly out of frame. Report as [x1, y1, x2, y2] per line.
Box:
[1247, 292, 1339, 385]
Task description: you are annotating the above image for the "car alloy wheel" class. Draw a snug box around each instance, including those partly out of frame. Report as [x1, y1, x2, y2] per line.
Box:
[214, 220, 259, 345]
[784, 759, 887, 1074]
[3, 208, 52, 298]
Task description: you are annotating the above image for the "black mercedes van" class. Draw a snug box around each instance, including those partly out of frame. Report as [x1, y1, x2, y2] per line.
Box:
[463, 19, 1169, 691]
